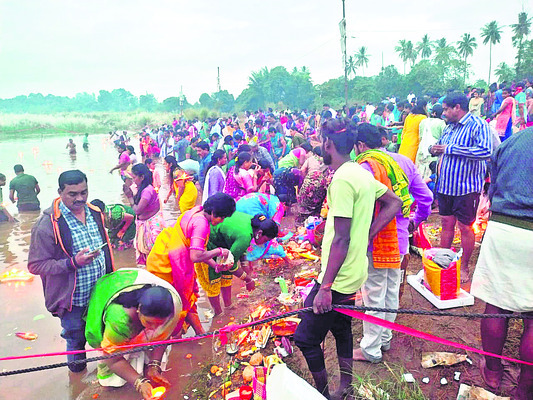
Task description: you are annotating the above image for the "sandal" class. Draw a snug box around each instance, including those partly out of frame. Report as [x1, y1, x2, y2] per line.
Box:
[479, 358, 503, 392]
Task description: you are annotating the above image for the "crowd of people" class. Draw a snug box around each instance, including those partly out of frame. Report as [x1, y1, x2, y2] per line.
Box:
[1, 80, 530, 399]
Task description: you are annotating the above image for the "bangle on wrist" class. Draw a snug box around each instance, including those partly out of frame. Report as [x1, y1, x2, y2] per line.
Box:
[134, 376, 150, 392]
[240, 272, 248, 281]
[148, 360, 162, 372]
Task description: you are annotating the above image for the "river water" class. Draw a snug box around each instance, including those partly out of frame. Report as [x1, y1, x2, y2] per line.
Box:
[0, 133, 223, 400]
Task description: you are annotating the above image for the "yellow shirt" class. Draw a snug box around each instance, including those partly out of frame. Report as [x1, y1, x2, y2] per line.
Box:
[399, 114, 427, 163]
[318, 162, 388, 294]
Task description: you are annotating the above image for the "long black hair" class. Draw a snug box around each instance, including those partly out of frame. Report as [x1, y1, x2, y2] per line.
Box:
[412, 100, 428, 115]
[251, 214, 278, 239]
[164, 155, 180, 186]
[235, 152, 252, 172]
[205, 149, 226, 176]
[114, 285, 174, 318]
[131, 163, 153, 205]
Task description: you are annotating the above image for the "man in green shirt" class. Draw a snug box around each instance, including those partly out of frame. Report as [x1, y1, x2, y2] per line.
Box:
[294, 118, 401, 398]
[0, 173, 15, 222]
[9, 164, 40, 212]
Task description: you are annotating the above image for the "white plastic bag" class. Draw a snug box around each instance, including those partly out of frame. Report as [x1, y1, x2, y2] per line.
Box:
[266, 364, 327, 400]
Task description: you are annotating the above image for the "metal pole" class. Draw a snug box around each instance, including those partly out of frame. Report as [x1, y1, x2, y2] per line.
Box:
[343, 0, 348, 108]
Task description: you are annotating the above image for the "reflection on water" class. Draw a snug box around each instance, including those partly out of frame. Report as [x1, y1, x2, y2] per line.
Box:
[0, 133, 222, 399]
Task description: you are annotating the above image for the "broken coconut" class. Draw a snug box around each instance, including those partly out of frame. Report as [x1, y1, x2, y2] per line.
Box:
[242, 365, 254, 383]
[249, 352, 263, 366]
[421, 352, 468, 368]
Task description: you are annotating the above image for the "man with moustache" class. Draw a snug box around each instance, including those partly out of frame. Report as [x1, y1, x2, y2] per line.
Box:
[28, 170, 114, 372]
[294, 118, 401, 399]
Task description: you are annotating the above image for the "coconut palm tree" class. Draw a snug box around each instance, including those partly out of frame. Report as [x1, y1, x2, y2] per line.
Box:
[433, 38, 456, 66]
[511, 11, 532, 77]
[395, 39, 409, 74]
[495, 62, 514, 83]
[417, 34, 432, 59]
[395, 40, 416, 74]
[457, 33, 478, 85]
[481, 21, 502, 85]
[346, 55, 357, 78]
[355, 46, 370, 77]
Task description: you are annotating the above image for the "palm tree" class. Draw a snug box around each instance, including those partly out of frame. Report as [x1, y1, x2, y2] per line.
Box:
[495, 62, 514, 83]
[457, 33, 478, 85]
[511, 11, 532, 77]
[395, 40, 416, 74]
[346, 55, 357, 78]
[406, 41, 418, 67]
[433, 38, 456, 66]
[395, 39, 409, 74]
[417, 34, 432, 59]
[355, 46, 370, 77]
[481, 21, 502, 85]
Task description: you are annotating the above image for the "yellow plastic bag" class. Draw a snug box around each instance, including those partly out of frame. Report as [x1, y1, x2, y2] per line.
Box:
[422, 248, 460, 300]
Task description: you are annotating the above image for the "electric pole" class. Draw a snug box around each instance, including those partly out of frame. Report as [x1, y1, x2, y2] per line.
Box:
[217, 67, 221, 92]
[341, 0, 348, 107]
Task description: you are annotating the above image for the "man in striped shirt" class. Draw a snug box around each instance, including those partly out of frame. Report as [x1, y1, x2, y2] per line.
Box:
[430, 93, 492, 284]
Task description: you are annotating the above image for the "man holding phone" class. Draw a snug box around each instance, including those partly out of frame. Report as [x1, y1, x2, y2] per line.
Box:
[28, 170, 114, 373]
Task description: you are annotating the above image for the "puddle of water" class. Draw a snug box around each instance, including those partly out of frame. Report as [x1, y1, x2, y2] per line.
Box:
[0, 132, 228, 399]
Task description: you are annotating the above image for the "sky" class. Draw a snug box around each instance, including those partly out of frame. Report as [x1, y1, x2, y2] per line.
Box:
[0, 0, 531, 103]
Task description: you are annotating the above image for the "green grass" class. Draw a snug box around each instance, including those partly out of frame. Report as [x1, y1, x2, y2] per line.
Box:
[0, 109, 228, 139]
[351, 362, 427, 400]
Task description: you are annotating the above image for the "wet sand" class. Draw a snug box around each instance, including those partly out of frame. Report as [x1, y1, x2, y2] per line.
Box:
[0, 133, 220, 399]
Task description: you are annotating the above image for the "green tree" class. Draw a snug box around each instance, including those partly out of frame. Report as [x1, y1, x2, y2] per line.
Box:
[110, 89, 138, 112]
[395, 40, 409, 74]
[395, 40, 417, 74]
[346, 55, 357, 78]
[433, 38, 456, 66]
[235, 87, 261, 111]
[246, 67, 268, 108]
[315, 77, 344, 109]
[520, 39, 533, 78]
[139, 93, 158, 111]
[407, 60, 446, 95]
[355, 46, 370, 77]
[375, 65, 407, 99]
[160, 97, 180, 112]
[481, 21, 502, 85]
[73, 92, 98, 112]
[511, 11, 532, 78]
[97, 90, 113, 111]
[288, 67, 315, 109]
[495, 62, 515, 83]
[417, 34, 432, 59]
[212, 90, 235, 112]
[351, 77, 379, 103]
[457, 33, 478, 85]
[199, 93, 214, 109]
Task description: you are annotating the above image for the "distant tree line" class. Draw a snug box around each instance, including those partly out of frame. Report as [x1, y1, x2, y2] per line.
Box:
[1, 12, 531, 114]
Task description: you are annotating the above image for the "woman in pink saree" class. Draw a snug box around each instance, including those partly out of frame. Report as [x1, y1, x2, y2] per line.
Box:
[123, 164, 165, 265]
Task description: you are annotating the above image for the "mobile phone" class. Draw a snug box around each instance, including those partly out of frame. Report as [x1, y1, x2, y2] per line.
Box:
[89, 242, 108, 253]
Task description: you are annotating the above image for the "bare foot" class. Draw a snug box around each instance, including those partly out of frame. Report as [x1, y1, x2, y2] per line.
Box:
[460, 267, 470, 284]
[352, 347, 370, 362]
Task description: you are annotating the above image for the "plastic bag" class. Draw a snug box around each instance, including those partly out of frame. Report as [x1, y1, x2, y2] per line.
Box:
[266, 364, 327, 400]
[412, 223, 432, 250]
[422, 248, 460, 300]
